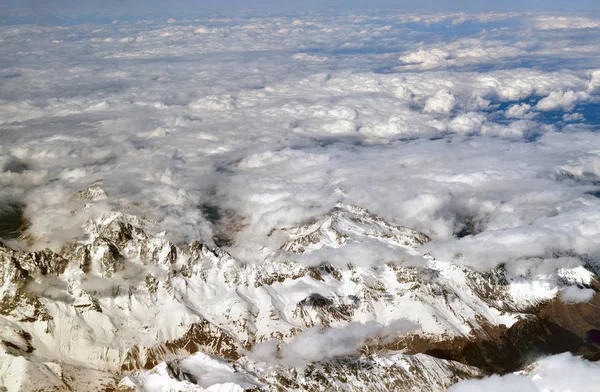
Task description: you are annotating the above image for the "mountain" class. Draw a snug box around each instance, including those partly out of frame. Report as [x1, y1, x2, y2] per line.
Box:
[0, 183, 598, 391]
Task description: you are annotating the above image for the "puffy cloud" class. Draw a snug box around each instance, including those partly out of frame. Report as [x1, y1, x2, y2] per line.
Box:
[189, 95, 237, 111]
[449, 374, 538, 392]
[480, 120, 545, 138]
[448, 112, 487, 134]
[424, 90, 456, 114]
[505, 103, 537, 119]
[398, 39, 524, 71]
[448, 353, 600, 392]
[535, 90, 590, 111]
[563, 112, 585, 122]
[400, 48, 450, 70]
[560, 286, 595, 303]
[589, 69, 600, 93]
[0, 13, 598, 281]
[423, 205, 600, 271]
[323, 119, 358, 134]
[393, 85, 414, 100]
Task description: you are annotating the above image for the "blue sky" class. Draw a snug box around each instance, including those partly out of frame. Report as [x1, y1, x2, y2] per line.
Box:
[2, 0, 600, 16]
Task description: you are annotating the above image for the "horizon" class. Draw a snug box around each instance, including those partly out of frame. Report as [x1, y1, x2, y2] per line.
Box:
[2, 0, 600, 19]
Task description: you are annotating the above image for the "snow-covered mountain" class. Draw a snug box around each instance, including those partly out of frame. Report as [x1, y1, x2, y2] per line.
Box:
[0, 183, 598, 391]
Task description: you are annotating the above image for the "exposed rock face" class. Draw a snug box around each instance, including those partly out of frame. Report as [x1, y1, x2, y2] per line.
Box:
[0, 202, 24, 240]
[0, 183, 598, 391]
[71, 180, 108, 202]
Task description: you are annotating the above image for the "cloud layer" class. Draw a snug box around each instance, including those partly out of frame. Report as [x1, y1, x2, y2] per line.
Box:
[0, 13, 599, 284]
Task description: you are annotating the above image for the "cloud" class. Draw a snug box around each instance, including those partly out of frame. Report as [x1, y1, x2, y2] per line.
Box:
[398, 39, 524, 71]
[532, 16, 600, 30]
[292, 241, 426, 268]
[0, 12, 598, 282]
[560, 286, 595, 303]
[250, 319, 418, 367]
[505, 103, 536, 119]
[400, 48, 450, 70]
[563, 112, 584, 122]
[448, 112, 487, 134]
[449, 374, 538, 392]
[422, 205, 600, 271]
[448, 352, 600, 392]
[424, 90, 456, 114]
[535, 90, 590, 112]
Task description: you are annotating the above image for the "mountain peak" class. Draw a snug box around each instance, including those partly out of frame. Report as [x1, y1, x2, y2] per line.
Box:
[0, 199, 597, 391]
[72, 180, 108, 202]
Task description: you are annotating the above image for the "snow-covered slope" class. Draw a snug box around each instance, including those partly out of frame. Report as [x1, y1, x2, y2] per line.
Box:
[119, 351, 482, 392]
[0, 184, 597, 391]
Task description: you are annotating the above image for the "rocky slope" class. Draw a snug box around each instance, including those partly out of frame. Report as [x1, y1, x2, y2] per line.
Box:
[0, 183, 598, 391]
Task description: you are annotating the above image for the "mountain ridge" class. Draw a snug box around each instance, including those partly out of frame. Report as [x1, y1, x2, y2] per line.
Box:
[0, 183, 598, 391]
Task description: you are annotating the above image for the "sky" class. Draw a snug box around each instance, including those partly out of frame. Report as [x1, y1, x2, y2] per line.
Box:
[1, 0, 600, 17]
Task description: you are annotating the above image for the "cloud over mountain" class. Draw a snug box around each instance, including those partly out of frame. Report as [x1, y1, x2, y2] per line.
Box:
[0, 10, 600, 391]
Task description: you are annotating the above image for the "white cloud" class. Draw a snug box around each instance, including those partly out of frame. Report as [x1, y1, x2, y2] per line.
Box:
[448, 112, 487, 134]
[505, 103, 537, 119]
[589, 69, 600, 93]
[449, 374, 538, 392]
[393, 85, 414, 100]
[532, 16, 600, 30]
[0, 11, 598, 284]
[563, 112, 585, 122]
[400, 48, 450, 70]
[250, 319, 417, 367]
[448, 353, 600, 392]
[560, 286, 595, 303]
[535, 90, 590, 111]
[424, 89, 456, 114]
